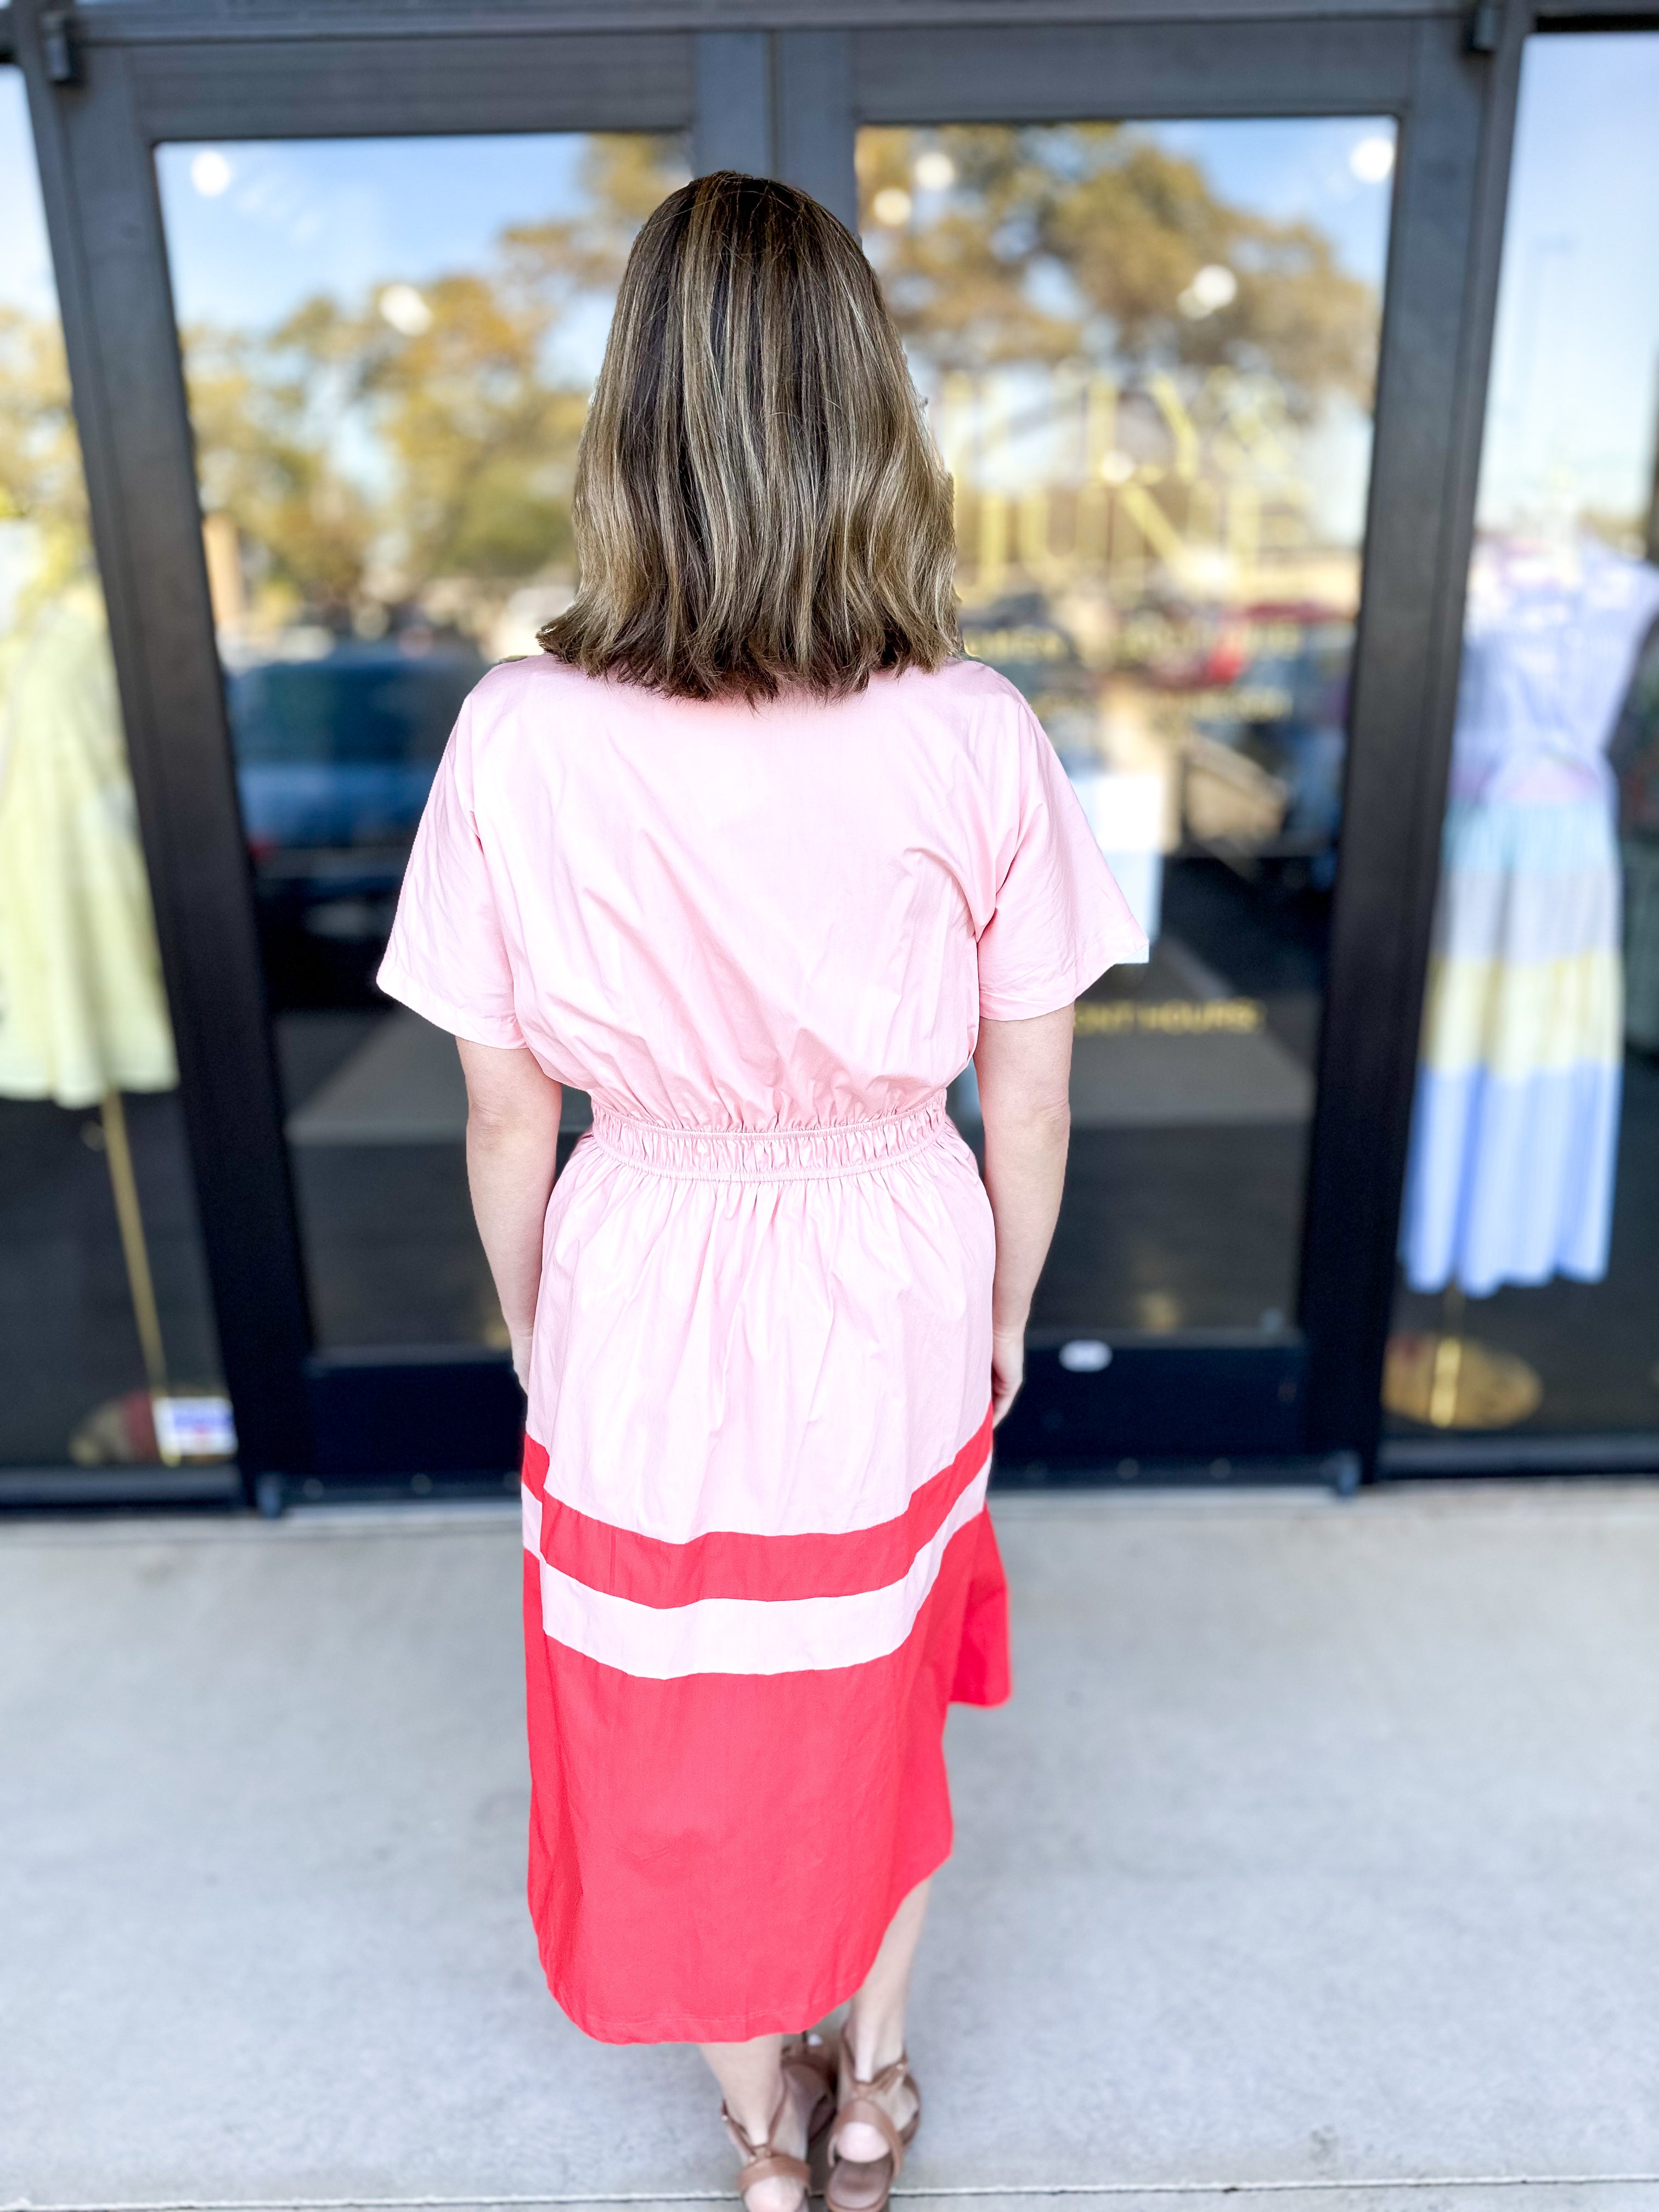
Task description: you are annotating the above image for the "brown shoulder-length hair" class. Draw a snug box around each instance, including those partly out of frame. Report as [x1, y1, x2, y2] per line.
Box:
[538, 171, 958, 702]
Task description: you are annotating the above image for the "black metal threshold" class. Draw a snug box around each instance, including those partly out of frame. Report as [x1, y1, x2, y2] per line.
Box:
[1379, 1431, 1659, 1477]
[992, 1449, 1361, 1494]
[0, 1464, 245, 1510]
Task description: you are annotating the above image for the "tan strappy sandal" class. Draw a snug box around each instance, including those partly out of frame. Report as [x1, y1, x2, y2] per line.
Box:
[723, 2035, 837, 2212]
[825, 2049, 922, 2212]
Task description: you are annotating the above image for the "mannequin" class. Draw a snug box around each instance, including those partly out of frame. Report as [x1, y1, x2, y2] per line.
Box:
[1389, 533, 1659, 1427]
[0, 562, 228, 1464]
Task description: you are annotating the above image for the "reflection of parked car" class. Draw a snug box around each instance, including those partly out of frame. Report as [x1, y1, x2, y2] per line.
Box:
[963, 586, 1353, 885]
[227, 636, 486, 1007]
[232, 637, 483, 851]
[1180, 605, 1352, 879]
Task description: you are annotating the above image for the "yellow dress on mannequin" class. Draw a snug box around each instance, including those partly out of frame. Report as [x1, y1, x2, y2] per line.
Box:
[0, 578, 176, 1105]
[0, 574, 229, 1463]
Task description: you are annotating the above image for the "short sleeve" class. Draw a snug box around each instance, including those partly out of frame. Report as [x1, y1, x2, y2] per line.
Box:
[976, 705, 1149, 1020]
[377, 696, 526, 1049]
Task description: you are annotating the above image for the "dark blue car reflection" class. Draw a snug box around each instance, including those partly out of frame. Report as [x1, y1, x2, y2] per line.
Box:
[228, 637, 486, 1007]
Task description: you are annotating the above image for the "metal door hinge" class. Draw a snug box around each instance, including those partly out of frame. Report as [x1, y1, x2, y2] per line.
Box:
[1465, 1, 1504, 53]
[40, 7, 81, 84]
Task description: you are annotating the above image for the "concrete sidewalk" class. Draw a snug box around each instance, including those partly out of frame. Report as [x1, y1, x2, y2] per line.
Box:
[3, 1483, 1658, 2212]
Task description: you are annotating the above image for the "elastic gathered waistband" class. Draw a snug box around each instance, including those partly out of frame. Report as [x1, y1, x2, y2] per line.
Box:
[587, 1094, 952, 1183]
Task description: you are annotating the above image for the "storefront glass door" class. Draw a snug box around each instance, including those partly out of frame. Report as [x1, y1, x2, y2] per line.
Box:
[154, 129, 684, 1483]
[858, 117, 1395, 1462]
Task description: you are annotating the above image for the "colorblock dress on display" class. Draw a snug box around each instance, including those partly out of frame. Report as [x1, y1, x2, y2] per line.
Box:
[1401, 540, 1659, 1296]
[379, 653, 1144, 2043]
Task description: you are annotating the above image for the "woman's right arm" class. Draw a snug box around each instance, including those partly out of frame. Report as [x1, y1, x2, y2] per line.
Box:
[974, 1006, 1075, 1425]
[458, 1038, 563, 1391]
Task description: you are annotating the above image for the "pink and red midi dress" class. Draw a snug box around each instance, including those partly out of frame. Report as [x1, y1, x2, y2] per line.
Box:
[379, 654, 1143, 2044]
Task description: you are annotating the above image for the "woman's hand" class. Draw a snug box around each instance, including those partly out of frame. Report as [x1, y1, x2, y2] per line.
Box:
[990, 1324, 1026, 1426]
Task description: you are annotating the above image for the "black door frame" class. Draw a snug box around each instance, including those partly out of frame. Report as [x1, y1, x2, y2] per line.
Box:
[2, 0, 1595, 1494]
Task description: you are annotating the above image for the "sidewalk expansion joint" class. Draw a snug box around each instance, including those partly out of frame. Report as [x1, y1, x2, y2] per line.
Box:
[10, 2179, 1659, 2210]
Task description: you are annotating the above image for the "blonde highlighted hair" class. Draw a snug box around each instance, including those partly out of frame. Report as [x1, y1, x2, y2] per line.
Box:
[539, 171, 958, 702]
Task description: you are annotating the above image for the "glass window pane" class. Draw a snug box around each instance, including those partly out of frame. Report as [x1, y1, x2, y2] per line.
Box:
[1386, 34, 1659, 1440]
[861, 121, 1393, 1336]
[0, 70, 229, 1471]
[155, 133, 687, 1354]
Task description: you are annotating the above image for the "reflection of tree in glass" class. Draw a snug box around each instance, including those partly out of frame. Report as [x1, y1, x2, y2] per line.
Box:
[0, 304, 91, 594]
[854, 121, 1385, 637]
[859, 125, 1378, 414]
[855, 123, 1381, 872]
[180, 136, 683, 639]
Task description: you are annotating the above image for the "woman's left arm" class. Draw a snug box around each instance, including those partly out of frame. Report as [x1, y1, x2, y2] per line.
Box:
[458, 1039, 563, 1390]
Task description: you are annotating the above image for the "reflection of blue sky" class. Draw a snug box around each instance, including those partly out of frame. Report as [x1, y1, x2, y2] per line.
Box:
[1478, 35, 1659, 534]
[0, 74, 59, 318]
[155, 134, 658, 385]
[1141, 119, 1394, 291]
